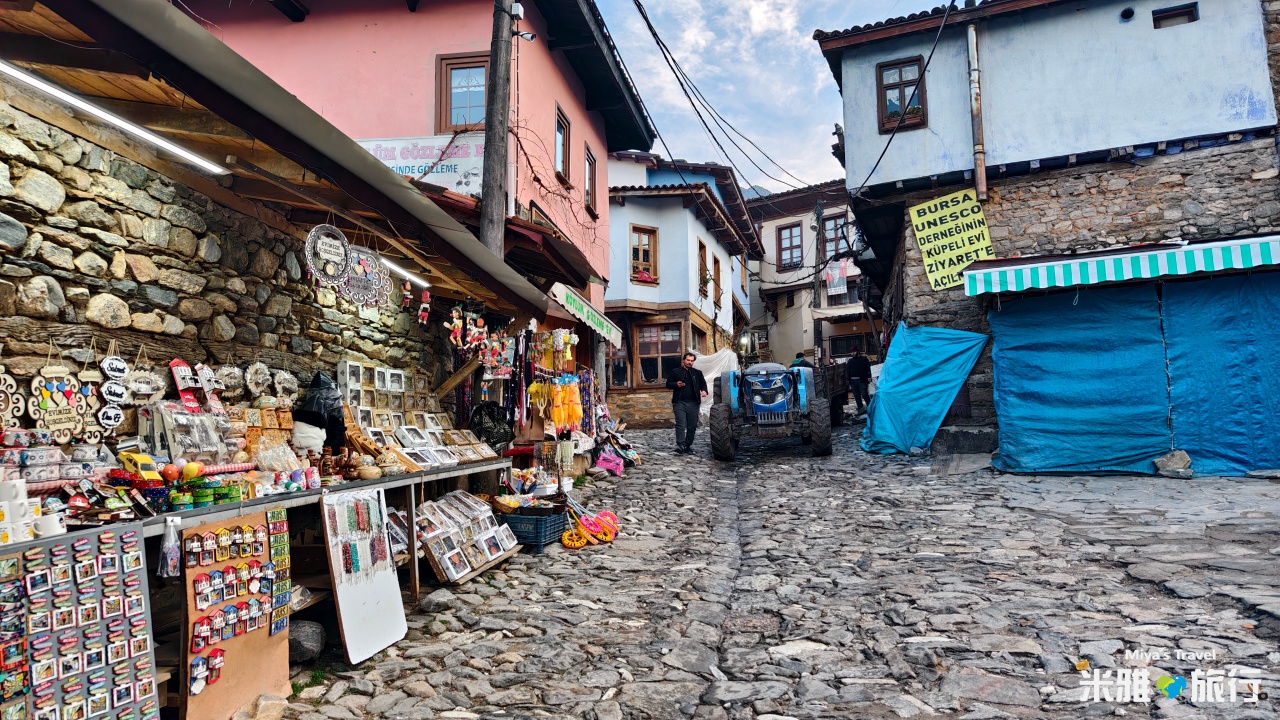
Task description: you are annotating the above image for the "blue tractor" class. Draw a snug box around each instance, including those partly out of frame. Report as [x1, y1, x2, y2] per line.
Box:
[709, 363, 833, 461]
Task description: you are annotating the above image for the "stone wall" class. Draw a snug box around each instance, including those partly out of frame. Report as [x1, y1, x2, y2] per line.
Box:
[880, 136, 1280, 428]
[0, 93, 452, 398]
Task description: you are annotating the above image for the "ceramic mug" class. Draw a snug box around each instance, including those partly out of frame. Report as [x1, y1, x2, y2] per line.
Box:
[33, 514, 65, 538]
[0, 480, 25, 503]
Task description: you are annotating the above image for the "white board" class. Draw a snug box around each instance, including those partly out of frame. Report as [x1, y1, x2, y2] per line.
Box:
[321, 488, 408, 664]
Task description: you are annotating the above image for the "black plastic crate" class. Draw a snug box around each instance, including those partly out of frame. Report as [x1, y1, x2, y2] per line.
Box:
[500, 511, 567, 553]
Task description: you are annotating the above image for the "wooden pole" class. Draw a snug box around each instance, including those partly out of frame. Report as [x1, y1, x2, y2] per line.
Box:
[480, 0, 514, 256]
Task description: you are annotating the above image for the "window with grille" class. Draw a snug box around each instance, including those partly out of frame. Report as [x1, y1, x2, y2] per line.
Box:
[638, 323, 682, 385]
[437, 54, 489, 132]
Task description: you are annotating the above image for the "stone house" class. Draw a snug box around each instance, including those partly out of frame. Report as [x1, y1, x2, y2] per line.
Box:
[0, 0, 555, 431]
[745, 180, 879, 367]
[602, 153, 760, 426]
[815, 0, 1280, 471]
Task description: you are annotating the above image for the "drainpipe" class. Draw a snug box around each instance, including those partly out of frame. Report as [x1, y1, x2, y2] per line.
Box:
[966, 22, 988, 202]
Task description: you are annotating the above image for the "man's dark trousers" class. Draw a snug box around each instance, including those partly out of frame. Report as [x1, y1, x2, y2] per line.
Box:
[673, 401, 701, 450]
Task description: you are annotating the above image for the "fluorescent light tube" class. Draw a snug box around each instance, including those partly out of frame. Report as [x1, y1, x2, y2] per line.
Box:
[381, 257, 431, 288]
[0, 59, 228, 175]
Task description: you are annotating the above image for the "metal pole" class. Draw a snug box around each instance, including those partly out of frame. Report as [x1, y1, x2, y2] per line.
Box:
[811, 201, 824, 362]
[480, 0, 514, 255]
[967, 22, 988, 202]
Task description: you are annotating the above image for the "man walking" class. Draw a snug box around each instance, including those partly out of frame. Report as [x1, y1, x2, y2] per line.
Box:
[666, 352, 707, 454]
[846, 347, 872, 414]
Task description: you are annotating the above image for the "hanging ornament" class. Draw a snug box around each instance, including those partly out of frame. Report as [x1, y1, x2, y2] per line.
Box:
[244, 362, 271, 398]
[28, 341, 83, 445]
[304, 224, 352, 287]
[77, 339, 105, 445]
[400, 281, 413, 312]
[169, 359, 201, 413]
[342, 246, 392, 307]
[445, 307, 464, 347]
[416, 290, 432, 327]
[122, 346, 165, 406]
[215, 366, 245, 400]
[0, 345, 26, 430]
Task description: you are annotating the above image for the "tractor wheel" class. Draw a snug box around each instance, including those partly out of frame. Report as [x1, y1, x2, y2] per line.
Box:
[710, 403, 736, 461]
[810, 399, 833, 457]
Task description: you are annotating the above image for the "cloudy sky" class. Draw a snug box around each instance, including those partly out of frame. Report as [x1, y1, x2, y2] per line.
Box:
[596, 0, 940, 192]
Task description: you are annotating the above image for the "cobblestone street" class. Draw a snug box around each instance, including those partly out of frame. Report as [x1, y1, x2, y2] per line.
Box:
[285, 425, 1280, 720]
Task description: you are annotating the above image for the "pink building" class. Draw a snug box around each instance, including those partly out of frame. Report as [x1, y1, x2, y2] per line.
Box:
[180, 0, 654, 314]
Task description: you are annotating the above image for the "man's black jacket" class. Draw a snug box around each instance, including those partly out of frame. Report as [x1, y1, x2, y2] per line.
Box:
[846, 355, 872, 383]
[666, 366, 707, 404]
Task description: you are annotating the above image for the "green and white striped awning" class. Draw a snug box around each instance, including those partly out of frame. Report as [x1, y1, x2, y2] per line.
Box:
[963, 235, 1280, 296]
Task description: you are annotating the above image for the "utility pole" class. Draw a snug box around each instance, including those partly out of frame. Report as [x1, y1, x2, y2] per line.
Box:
[479, 0, 514, 257]
[811, 201, 824, 363]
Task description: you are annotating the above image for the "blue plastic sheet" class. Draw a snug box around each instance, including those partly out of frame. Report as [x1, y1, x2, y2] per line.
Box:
[1164, 273, 1280, 476]
[860, 323, 988, 454]
[987, 284, 1172, 473]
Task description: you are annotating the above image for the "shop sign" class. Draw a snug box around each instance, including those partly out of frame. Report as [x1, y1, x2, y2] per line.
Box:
[305, 224, 352, 286]
[908, 188, 994, 291]
[547, 283, 622, 349]
[356, 134, 484, 193]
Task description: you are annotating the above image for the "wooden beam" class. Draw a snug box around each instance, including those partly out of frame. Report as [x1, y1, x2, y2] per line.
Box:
[226, 155, 498, 305]
[433, 355, 481, 396]
[0, 32, 149, 79]
[90, 97, 251, 140]
[0, 80, 297, 237]
[268, 0, 310, 22]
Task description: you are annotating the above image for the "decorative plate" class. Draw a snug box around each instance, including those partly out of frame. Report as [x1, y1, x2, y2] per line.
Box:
[304, 224, 352, 286]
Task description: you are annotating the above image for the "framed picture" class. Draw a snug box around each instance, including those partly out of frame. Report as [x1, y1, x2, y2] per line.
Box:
[129, 634, 150, 658]
[50, 564, 72, 584]
[423, 414, 443, 431]
[395, 426, 427, 447]
[134, 678, 155, 700]
[112, 684, 132, 709]
[32, 659, 55, 684]
[121, 551, 143, 573]
[364, 428, 388, 447]
[432, 447, 459, 466]
[101, 595, 123, 618]
[361, 389, 376, 407]
[460, 541, 486, 569]
[77, 601, 100, 626]
[346, 386, 361, 407]
[27, 611, 49, 634]
[391, 413, 404, 430]
[425, 393, 442, 412]
[58, 653, 81, 679]
[388, 370, 404, 392]
[106, 641, 127, 665]
[411, 412, 429, 428]
[82, 648, 105, 672]
[88, 693, 109, 717]
[374, 410, 392, 430]
[480, 533, 504, 561]
[461, 430, 481, 444]
[52, 607, 76, 631]
[362, 365, 376, 388]
[62, 699, 86, 720]
[403, 374, 415, 393]
[390, 393, 404, 413]
[342, 361, 363, 390]
[375, 367, 388, 390]
[96, 554, 119, 575]
[25, 569, 49, 596]
[474, 444, 498, 460]
[496, 525, 517, 551]
[0, 556, 18, 583]
[442, 550, 470, 581]
[423, 430, 444, 447]
[74, 561, 96, 584]
[124, 594, 145, 617]
[443, 430, 468, 446]
[358, 407, 374, 428]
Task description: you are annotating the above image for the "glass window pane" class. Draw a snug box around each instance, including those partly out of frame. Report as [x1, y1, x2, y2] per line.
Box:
[660, 357, 680, 379]
[900, 64, 918, 81]
[904, 84, 920, 110]
[640, 358, 659, 383]
[610, 359, 628, 387]
[555, 122, 566, 171]
[882, 67, 900, 84]
[885, 90, 900, 115]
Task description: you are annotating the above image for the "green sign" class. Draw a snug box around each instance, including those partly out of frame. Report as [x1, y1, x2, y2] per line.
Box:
[548, 283, 622, 348]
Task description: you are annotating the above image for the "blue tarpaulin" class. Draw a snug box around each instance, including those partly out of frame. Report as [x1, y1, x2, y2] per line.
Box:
[987, 284, 1172, 474]
[860, 323, 988, 454]
[1164, 273, 1280, 476]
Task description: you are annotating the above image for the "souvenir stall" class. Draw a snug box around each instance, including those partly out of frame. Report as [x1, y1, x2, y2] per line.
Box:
[0, 224, 521, 720]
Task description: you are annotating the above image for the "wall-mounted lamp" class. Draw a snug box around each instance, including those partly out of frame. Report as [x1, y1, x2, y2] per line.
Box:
[0, 59, 228, 176]
[513, 30, 536, 42]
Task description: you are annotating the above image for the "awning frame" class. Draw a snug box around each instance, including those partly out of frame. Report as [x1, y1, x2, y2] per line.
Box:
[963, 235, 1280, 296]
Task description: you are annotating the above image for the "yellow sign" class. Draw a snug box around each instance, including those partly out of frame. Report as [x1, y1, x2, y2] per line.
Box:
[909, 188, 994, 290]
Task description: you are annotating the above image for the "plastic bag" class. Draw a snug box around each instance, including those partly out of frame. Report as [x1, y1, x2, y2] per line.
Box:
[469, 401, 514, 446]
[294, 372, 346, 449]
[157, 516, 182, 578]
